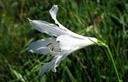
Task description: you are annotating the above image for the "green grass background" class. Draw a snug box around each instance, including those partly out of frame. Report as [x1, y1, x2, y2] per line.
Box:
[0, 0, 128, 82]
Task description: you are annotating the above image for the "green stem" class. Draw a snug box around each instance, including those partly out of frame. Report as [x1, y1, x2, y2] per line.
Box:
[96, 40, 122, 82]
[106, 46, 121, 82]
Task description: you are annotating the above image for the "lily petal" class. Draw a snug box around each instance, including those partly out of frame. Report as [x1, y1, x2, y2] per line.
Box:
[39, 59, 56, 76]
[49, 5, 58, 22]
[27, 38, 57, 55]
[39, 55, 67, 76]
[49, 5, 74, 35]
[56, 35, 97, 51]
[28, 19, 72, 37]
[52, 55, 66, 72]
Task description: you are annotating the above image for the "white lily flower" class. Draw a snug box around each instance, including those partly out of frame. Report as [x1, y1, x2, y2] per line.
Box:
[27, 5, 97, 76]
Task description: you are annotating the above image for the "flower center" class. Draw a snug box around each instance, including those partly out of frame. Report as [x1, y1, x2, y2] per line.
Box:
[47, 43, 61, 52]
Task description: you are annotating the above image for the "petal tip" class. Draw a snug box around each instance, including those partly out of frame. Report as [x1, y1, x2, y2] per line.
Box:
[53, 5, 58, 8]
[49, 4, 58, 13]
[29, 49, 34, 53]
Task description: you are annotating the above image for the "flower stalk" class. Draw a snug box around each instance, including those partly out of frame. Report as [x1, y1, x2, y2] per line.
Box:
[96, 40, 122, 82]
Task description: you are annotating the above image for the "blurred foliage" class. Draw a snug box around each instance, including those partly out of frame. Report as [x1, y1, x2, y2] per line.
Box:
[0, 0, 128, 82]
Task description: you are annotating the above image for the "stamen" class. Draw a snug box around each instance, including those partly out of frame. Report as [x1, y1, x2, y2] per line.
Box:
[47, 43, 55, 51]
[47, 43, 61, 52]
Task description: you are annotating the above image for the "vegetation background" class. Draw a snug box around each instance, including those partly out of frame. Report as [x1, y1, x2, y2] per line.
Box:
[0, 0, 128, 82]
